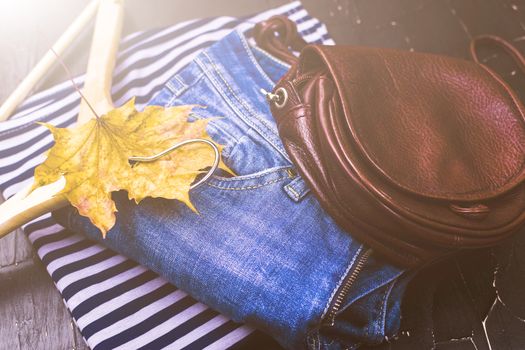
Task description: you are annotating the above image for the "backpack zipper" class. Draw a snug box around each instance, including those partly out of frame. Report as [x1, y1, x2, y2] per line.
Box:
[292, 74, 315, 85]
[323, 248, 372, 326]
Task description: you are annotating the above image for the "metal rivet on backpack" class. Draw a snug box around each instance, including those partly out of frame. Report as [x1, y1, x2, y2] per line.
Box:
[274, 87, 288, 109]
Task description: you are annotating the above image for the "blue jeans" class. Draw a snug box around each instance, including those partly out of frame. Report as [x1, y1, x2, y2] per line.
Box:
[54, 30, 409, 350]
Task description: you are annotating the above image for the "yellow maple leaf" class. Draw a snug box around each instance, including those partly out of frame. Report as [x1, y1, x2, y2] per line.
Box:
[31, 98, 232, 237]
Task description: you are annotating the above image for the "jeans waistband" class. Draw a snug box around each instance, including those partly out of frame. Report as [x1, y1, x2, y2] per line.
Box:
[166, 30, 293, 164]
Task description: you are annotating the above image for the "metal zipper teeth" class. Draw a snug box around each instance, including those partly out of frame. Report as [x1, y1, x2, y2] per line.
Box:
[324, 248, 373, 327]
[292, 74, 315, 85]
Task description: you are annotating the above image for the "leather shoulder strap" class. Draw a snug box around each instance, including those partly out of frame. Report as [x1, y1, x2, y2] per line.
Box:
[470, 35, 525, 76]
[253, 15, 306, 65]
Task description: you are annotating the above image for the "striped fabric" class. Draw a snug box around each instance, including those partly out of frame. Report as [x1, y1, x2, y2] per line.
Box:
[0, 2, 333, 349]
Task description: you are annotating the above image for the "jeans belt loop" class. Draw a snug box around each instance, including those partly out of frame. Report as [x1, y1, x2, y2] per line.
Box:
[283, 170, 310, 202]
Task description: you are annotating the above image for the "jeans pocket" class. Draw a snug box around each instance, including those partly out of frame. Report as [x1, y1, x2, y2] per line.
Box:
[202, 165, 294, 192]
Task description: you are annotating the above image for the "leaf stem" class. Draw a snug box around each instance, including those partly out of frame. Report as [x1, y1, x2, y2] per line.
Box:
[50, 47, 100, 119]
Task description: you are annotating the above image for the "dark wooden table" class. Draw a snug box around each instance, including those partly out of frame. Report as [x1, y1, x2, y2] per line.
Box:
[1, 1, 524, 349]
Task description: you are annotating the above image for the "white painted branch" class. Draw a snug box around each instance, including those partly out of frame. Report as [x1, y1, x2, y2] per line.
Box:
[78, 0, 124, 122]
[0, 0, 124, 239]
[0, 179, 68, 236]
[0, 0, 100, 122]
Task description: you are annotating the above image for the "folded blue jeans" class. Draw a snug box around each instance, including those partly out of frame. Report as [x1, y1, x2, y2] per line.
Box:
[54, 30, 409, 350]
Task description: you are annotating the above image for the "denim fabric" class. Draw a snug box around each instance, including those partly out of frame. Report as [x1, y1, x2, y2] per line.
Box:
[54, 29, 409, 350]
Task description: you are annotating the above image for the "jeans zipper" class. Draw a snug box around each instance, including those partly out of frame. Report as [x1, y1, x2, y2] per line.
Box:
[323, 248, 372, 326]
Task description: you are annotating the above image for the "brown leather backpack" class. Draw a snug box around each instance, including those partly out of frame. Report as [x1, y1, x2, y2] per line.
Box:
[255, 16, 525, 267]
